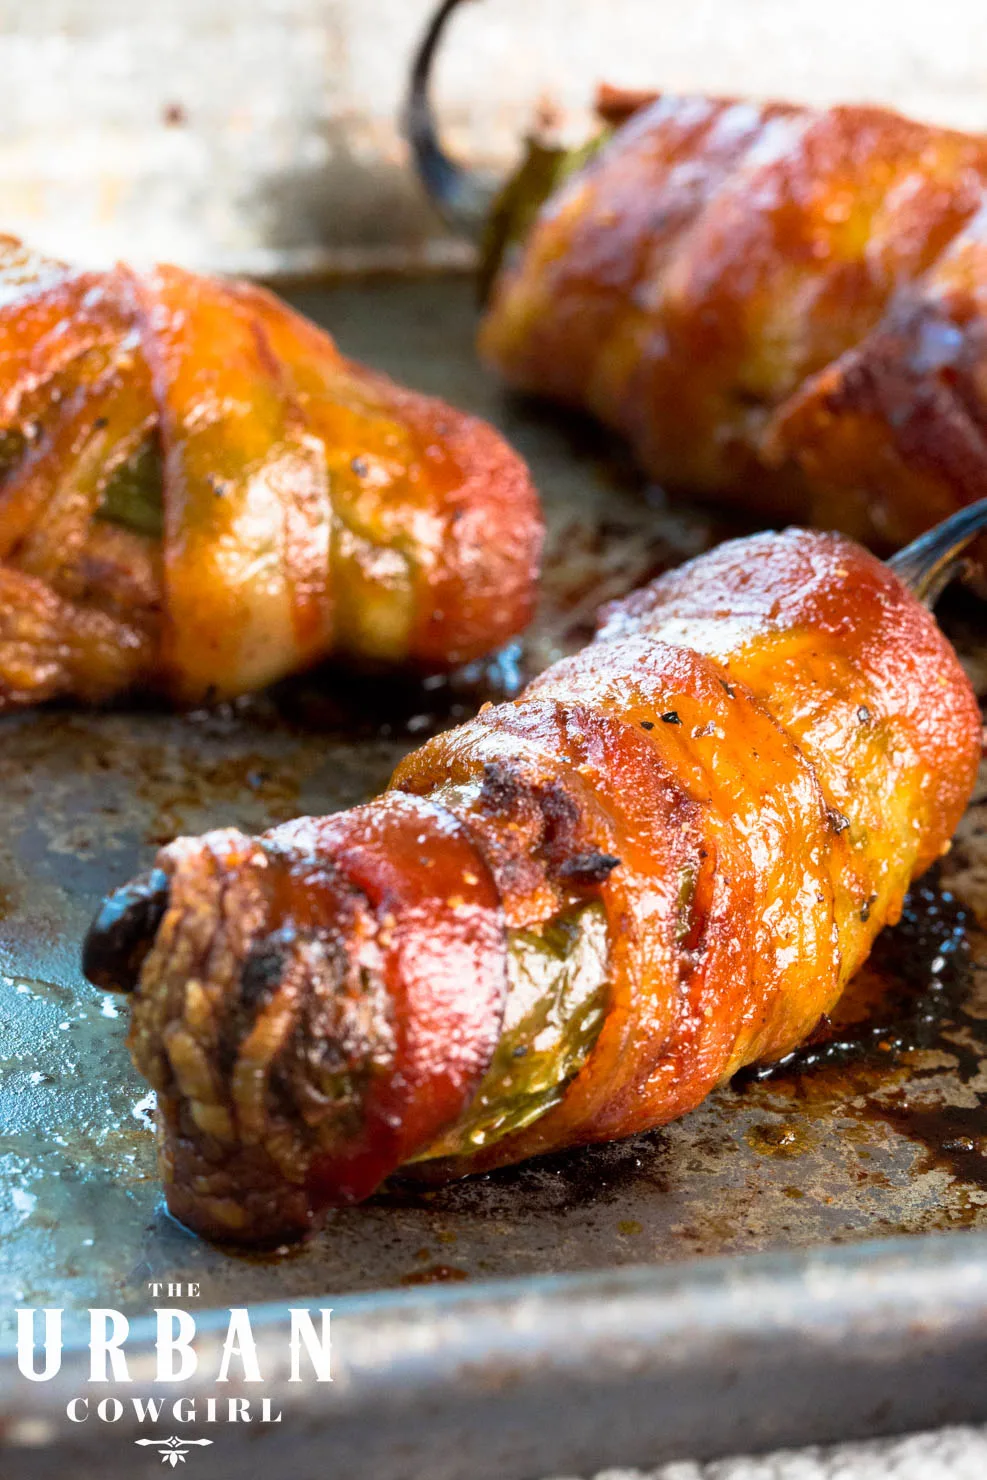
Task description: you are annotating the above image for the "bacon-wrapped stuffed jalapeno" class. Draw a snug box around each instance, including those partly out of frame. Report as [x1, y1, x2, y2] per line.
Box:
[83, 504, 985, 1245]
[409, 0, 987, 552]
[0, 234, 541, 709]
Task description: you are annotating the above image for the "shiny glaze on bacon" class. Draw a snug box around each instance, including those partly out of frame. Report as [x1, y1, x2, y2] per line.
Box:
[83, 520, 980, 1243]
[0, 236, 541, 708]
[478, 92, 987, 550]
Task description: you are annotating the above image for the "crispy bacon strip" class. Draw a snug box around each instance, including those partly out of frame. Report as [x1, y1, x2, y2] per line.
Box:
[0, 237, 541, 708]
[476, 94, 987, 549]
[84, 513, 981, 1243]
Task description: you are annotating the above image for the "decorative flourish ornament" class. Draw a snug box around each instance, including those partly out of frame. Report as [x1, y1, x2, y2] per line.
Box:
[134, 1435, 214, 1467]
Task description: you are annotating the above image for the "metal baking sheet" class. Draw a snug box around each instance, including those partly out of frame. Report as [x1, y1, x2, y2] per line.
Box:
[4, 275, 987, 1477]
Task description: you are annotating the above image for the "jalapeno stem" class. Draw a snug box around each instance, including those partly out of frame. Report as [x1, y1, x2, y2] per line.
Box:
[887, 497, 987, 605]
[404, 0, 501, 238]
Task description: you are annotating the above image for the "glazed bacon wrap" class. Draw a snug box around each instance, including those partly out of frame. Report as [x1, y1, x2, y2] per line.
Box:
[475, 92, 987, 550]
[85, 524, 980, 1243]
[0, 236, 541, 708]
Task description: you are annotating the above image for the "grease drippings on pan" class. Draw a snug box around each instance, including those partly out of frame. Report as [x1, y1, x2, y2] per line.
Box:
[735, 875, 987, 1193]
[399, 1263, 469, 1286]
[738, 881, 971, 1083]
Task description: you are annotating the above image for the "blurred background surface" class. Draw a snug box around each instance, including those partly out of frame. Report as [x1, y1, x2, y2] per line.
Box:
[3, 0, 987, 275]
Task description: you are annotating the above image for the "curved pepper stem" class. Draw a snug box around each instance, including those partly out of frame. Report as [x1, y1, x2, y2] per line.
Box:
[888, 498, 987, 605]
[404, 0, 501, 237]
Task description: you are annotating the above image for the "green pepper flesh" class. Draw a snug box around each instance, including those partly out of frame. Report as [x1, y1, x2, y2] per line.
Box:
[413, 902, 610, 1161]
